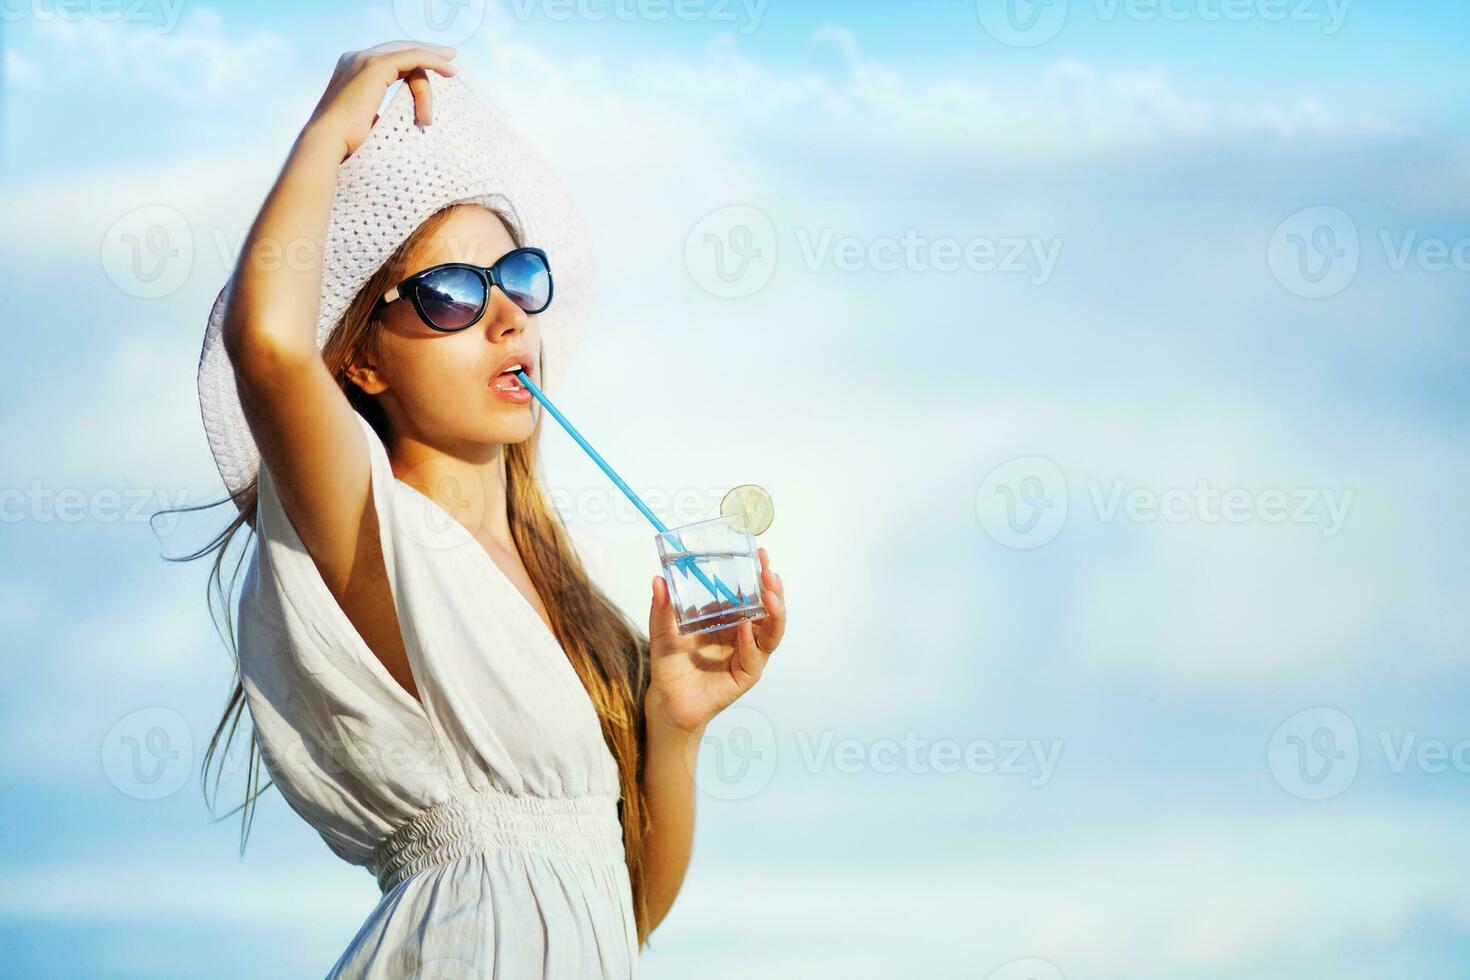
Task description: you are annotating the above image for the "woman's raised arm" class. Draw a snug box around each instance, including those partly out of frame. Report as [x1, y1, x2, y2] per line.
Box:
[222, 43, 456, 599]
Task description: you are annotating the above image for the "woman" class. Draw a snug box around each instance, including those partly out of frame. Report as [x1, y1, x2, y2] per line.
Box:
[187, 42, 787, 977]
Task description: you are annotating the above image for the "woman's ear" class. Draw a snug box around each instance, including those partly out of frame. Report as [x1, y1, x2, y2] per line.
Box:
[345, 355, 388, 395]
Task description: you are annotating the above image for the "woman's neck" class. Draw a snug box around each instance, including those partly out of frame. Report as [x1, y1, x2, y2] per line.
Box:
[387, 429, 514, 552]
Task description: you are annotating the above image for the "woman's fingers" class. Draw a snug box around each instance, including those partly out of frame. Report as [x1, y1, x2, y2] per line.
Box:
[391, 49, 457, 126]
[757, 548, 784, 600]
[405, 67, 434, 125]
[762, 565, 784, 605]
[375, 45, 458, 78]
[751, 547, 785, 655]
[754, 586, 785, 655]
[648, 574, 681, 648]
[313, 44, 460, 157]
[733, 619, 766, 686]
[363, 39, 458, 58]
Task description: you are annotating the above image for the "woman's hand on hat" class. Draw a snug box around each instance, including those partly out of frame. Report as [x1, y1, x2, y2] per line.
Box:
[644, 546, 787, 737]
[302, 41, 460, 163]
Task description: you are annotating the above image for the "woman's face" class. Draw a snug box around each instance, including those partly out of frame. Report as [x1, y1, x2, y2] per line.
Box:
[358, 205, 542, 449]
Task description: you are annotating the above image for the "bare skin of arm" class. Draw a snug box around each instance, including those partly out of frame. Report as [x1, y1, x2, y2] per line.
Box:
[638, 549, 788, 932]
[639, 710, 702, 931]
[223, 43, 458, 701]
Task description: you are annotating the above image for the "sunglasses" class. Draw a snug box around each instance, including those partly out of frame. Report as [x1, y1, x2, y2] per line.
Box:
[380, 247, 554, 332]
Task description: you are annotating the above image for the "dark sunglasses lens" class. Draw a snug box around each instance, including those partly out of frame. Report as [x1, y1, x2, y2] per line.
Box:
[413, 266, 486, 330]
[496, 250, 552, 313]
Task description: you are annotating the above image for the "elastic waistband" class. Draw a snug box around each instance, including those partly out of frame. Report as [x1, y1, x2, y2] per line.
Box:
[368, 787, 625, 892]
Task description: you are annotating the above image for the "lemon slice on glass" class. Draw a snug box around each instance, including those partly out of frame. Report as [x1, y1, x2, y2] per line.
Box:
[720, 484, 774, 535]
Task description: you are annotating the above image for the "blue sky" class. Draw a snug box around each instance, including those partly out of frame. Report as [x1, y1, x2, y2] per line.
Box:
[2, 1, 1469, 977]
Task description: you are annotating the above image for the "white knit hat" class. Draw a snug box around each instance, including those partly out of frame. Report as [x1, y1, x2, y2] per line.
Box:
[196, 68, 594, 510]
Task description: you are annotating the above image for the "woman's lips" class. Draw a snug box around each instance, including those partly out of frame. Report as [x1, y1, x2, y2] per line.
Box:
[489, 369, 533, 403]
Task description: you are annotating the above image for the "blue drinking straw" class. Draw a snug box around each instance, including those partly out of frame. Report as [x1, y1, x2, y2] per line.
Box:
[513, 370, 744, 607]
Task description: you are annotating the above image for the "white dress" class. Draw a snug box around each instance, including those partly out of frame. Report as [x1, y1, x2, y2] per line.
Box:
[235, 409, 639, 978]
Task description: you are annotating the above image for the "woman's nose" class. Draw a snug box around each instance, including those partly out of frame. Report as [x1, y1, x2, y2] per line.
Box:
[483, 286, 527, 340]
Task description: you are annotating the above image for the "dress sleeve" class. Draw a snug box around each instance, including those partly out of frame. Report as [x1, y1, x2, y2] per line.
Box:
[238, 413, 451, 864]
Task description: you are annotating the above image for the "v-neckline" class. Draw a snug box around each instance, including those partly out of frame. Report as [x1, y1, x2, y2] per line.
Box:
[390, 477, 568, 658]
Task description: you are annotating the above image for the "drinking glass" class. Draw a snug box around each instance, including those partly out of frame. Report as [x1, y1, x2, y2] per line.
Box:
[655, 515, 767, 636]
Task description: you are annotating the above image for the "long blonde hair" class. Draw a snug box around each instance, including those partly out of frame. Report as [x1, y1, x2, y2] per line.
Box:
[163, 203, 653, 943]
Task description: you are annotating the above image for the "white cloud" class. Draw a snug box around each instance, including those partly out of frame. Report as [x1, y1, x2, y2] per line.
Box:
[645, 803, 1468, 979]
[28, 5, 290, 107]
[5, 799, 1467, 979]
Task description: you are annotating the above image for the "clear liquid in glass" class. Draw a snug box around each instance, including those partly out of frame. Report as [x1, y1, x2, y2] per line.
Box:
[659, 548, 767, 635]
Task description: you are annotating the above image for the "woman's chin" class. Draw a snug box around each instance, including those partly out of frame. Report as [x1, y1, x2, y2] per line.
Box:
[485, 409, 537, 445]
